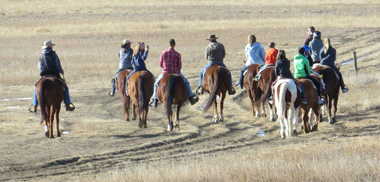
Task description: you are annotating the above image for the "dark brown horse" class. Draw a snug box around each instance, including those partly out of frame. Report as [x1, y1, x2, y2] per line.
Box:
[297, 76, 322, 133]
[36, 76, 65, 138]
[127, 71, 154, 128]
[313, 65, 340, 124]
[115, 69, 132, 121]
[242, 64, 262, 117]
[201, 65, 230, 123]
[157, 74, 189, 131]
[250, 66, 277, 121]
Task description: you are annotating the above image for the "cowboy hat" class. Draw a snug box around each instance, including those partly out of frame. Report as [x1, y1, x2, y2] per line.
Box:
[42, 40, 55, 49]
[122, 39, 132, 45]
[206, 34, 218, 40]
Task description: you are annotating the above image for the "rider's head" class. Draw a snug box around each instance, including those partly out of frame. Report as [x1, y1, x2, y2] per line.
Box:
[298, 47, 306, 56]
[169, 39, 176, 47]
[276, 50, 286, 61]
[248, 34, 256, 45]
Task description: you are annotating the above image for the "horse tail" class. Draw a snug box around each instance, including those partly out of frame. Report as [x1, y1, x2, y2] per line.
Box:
[275, 82, 288, 122]
[203, 68, 220, 113]
[166, 75, 177, 116]
[138, 74, 147, 114]
[39, 79, 49, 124]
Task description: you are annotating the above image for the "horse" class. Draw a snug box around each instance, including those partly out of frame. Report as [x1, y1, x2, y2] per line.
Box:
[250, 66, 277, 121]
[127, 71, 154, 128]
[201, 65, 230, 123]
[157, 74, 189, 131]
[115, 69, 132, 121]
[297, 76, 322, 133]
[242, 64, 262, 117]
[313, 65, 340, 124]
[36, 76, 65, 138]
[273, 79, 302, 139]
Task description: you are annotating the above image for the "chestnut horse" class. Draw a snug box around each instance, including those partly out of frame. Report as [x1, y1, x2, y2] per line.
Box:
[127, 71, 154, 128]
[242, 64, 262, 117]
[115, 69, 132, 121]
[201, 65, 230, 123]
[36, 76, 65, 138]
[250, 66, 277, 121]
[297, 76, 322, 133]
[157, 74, 189, 131]
[273, 79, 302, 139]
[313, 65, 340, 124]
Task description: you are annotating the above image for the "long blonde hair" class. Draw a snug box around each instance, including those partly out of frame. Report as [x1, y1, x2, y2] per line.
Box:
[323, 38, 331, 53]
[133, 42, 145, 56]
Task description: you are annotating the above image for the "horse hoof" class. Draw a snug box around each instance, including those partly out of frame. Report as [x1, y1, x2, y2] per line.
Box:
[45, 132, 49, 138]
[262, 114, 267, 118]
[312, 125, 318, 132]
[174, 124, 180, 131]
[138, 123, 143, 128]
[126, 118, 129, 121]
[330, 118, 336, 124]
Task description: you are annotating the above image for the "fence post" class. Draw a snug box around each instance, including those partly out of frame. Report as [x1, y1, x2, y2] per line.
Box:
[353, 51, 358, 74]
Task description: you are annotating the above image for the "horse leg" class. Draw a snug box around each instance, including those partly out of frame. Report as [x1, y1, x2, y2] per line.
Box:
[219, 94, 225, 122]
[308, 109, 314, 130]
[123, 96, 130, 121]
[255, 101, 261, 118]
[213, 99, 218, 123]
[132, 103, 137, 120]
[303, 109, 311, 133]
[268, 102, 276, 122]
[311, 105, 320, 131]
[331, 93, 339, 124]
[143, 108, 148, 128]
[248, 90, 256, 117]
[49, 106, 54, 138]
[56, 106, 61, 137]
[261, 100, 267, 118]
[167, 103, 173, 131]
[175, 104, 182, 131]
[292, 107, 300, 136]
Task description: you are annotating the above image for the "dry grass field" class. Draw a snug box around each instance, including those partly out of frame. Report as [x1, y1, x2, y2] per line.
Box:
[1, 1, 380, 181]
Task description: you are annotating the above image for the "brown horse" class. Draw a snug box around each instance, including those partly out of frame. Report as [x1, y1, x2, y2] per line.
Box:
[127, 71, 154, 128]
[297, 76, 322, 133]
[201, 65, 230, 123]
[36, 76, 65, 138]
[313, 65, 340, 124]
[157, 74, 189, 131]
[272, 79, 302, 139]
[250, 66, 277, 121]
[242, 64, 262, 117]
[115, 69, 132, 121]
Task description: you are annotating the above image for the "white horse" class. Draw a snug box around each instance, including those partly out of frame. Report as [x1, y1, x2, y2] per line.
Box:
[273, 79, 301, 139]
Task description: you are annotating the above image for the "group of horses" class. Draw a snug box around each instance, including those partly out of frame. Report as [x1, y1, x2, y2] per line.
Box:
[35, 63, 341, 139]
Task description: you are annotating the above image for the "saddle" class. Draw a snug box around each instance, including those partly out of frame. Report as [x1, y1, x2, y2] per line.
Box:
[272, 78, 303, 93]
[298, 77, 317, 90]
[312, 64, 339, 79]
[35, 74, 67, 87]
[116, 68, 133, 78]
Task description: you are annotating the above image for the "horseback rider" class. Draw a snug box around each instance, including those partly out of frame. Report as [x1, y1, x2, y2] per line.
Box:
[254, 41, 278, 81]
[304, 26, 315, 46]
[108, 39, 133, 97]
[321, 38, 349, 93]
[272, 50, 308, 105]
[29, 40, 75, 112]
[235, 34, 265, 89]
[309, 31, 324, 66]
[149, 39, 199, 107]
[125, 42, 152, 96]
[294, 47, 325, 105]
[196, 34, 236, 95]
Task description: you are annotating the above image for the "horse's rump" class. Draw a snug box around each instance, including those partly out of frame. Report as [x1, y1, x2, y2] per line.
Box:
[202, 65, 229, 113]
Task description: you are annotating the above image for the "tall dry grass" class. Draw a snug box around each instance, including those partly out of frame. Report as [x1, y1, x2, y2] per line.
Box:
[39, 139, 379, 182]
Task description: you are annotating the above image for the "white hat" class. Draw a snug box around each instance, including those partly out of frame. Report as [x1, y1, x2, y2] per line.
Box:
[122, 39, 132, 45]
[42, 40, 55, 49]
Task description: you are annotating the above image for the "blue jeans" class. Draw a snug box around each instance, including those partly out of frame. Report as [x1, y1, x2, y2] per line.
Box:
[198, 63, 232, 87]
[305, 75, 321, 97]
[237, 65, 249, 89]
[257, 64, 268, 75]
[110, 68, 132, 93]
[33, 86, 71, 106]
[152, 73, 194, 100]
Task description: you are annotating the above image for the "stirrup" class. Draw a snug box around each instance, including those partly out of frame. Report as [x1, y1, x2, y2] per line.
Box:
[342, 87, 349, 93]
[65, 103, 75, 111]
[108, 91, 114, 97]
[28, 104, 37, 113]
[149, 99, 158, 107]
[196, 86, 203, 95]
[228, 87, 236, 95]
